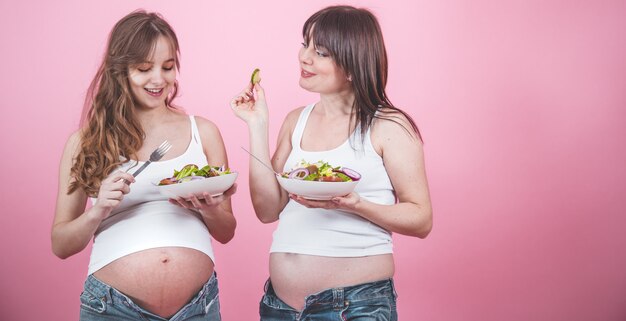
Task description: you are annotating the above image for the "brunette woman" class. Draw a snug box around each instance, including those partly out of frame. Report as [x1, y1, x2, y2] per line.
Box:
[232, 5, 432, 320]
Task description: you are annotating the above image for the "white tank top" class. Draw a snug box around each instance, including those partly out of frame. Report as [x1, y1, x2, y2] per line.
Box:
[270, 104, 396, 257]
[87, 115, 215, 275]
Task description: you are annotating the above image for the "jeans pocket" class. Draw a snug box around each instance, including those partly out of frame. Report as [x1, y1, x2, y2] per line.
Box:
[79, 290, 107, 314]
[204, 293, 221, 320]
[342, 298, 395, 321]
[260, 294, 299, 321]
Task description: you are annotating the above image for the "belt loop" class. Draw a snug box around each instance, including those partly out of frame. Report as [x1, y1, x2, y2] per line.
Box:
[264, 278, 271, 293]
[333, 288, 345, 309]
[91, 275, 113, 305]
[105, 285, 114, 305]
[389, 278, 398, 299]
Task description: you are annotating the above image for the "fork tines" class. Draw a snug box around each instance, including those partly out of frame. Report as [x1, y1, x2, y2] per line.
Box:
[153, 140, 173, 161]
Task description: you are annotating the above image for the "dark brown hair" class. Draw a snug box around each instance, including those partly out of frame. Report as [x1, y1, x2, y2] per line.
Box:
[303, 5, 421, 142]
[70, 10, 181, 196]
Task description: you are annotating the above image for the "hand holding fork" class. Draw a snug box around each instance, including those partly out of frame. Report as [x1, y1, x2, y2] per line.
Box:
[122, 140, 172, 184]
[98, 140, 172, 220]
[129, 140, 173, 177]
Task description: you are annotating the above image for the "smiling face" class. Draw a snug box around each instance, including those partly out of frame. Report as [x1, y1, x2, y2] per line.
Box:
[128, 36, 177, 110]
[298, 37, 351, 95]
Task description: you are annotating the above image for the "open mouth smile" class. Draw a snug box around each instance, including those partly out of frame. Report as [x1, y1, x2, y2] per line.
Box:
[144, 88, 164, 97]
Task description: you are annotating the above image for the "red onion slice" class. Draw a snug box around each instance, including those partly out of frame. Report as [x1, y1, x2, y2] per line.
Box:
[288, 168, 309, 179]
[336, 167, 361, 181]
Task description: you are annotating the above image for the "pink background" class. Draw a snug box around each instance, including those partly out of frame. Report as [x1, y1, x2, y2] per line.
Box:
[1, 1, 625, 320]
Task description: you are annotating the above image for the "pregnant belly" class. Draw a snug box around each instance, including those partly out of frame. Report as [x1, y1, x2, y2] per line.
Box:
[269, 253, 394, 311]
[93, 247, 214, 318]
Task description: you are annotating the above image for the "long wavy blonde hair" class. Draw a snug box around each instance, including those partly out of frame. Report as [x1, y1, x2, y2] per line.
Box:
[69, 10, 180, 196]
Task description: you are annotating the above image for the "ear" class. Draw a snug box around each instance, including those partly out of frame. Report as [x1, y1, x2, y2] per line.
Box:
[347, 75, 352, 82]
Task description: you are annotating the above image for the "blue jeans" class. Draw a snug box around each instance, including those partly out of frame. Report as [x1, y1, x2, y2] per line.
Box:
[259, 278, 398, 321]
[79, 272, 221, 321]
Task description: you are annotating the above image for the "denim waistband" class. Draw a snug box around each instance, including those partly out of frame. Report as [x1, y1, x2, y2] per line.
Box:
[84, 271, 218, 320]
[264, 277, 397, 310]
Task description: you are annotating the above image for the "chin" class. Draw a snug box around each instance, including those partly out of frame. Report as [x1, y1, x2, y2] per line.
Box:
[298, 81, 316, 93]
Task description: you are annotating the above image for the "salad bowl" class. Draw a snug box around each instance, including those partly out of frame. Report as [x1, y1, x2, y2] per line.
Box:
[276, 160, 361, 200]
[276, 176, 359, 200]
[155, 172, 238, 198]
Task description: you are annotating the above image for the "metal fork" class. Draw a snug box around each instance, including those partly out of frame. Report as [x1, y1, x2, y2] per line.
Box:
[130, 140, 173, 177]
[240, 146, 280, 176]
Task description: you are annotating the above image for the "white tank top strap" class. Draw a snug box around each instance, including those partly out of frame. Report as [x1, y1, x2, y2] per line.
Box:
[189, 115, 203, 147]
[361, 118, 376, 153]
[291, 104, 315, 151]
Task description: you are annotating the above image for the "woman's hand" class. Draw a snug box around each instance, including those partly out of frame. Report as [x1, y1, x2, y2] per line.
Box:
[289, 192, 361, 212]
[169, 183, 238, 244]
[230, 82, 268, 125]
[169, 183, 238, 216]
[91, 171, 134, 221]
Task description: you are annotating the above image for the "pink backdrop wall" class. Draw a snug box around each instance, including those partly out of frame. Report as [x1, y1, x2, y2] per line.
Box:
[1, 1, 625, 320]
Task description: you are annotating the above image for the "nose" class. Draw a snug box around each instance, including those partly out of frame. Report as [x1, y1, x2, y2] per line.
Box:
[150, 69, 165, 86]
[299, 46, 313, 65]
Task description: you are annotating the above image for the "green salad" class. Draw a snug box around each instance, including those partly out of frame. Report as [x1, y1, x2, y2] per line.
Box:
[281, 160, 361, 182]
[159, 164, 231, 185]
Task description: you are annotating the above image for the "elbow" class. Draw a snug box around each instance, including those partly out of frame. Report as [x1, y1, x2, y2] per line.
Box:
[215, 221, 237, 244]
[51, 243, 71, 260]
[215, 232, 235, 244]
[258, 214, 278, 224]
[415, 221, 432, 239]
[51, 230, 84, 259]
[251, 197, 284, 224]
[253, 205, 279, 224]
[414, 208, 433, 239]
[50, 234, 69, 259]
[54, 252, 71, 260]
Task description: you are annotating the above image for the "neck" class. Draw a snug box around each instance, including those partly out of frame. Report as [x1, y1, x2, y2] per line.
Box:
[317, 91, 355, 116]
[135, 105, 171, 129]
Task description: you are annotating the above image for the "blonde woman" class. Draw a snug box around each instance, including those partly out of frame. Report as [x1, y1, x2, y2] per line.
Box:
[52, 10, 236, 321]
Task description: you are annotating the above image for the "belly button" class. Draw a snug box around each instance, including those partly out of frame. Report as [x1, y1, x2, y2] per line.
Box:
[160, 256, 170, 263]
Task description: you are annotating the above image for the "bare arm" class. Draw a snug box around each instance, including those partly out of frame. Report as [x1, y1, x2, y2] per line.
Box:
[292, 114, 433, 238]
[51, 132, 135, 258]
[231, 83, 298, 223]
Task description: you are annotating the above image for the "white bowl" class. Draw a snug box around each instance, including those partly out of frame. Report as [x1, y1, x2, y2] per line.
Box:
[155, 172, 238, 198]
[276, 176, 359, 200]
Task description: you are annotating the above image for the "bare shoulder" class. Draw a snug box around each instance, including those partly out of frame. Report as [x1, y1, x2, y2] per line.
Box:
[276, 106, 306, 142]
[67, 129, 82, 145]
[192, 115, 227, 164]
[58, 130, 84, 187]
[193, 115, 221, 137]
[283, 106, 306, 129]
[63, 129, 84, 157]
[372, 108, 421, 142]
[273, 106, 306, 169]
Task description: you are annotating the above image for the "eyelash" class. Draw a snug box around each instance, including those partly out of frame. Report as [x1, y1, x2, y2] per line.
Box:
[137, 66, 174, 72]
[301, 42, 329, 57]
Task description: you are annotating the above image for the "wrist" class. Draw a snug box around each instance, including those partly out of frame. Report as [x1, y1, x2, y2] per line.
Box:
[350, 194, 365, 213]
[197, 203, 221, 216]
[85, 206, 108, 223]
[248, 118, 268, 131]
